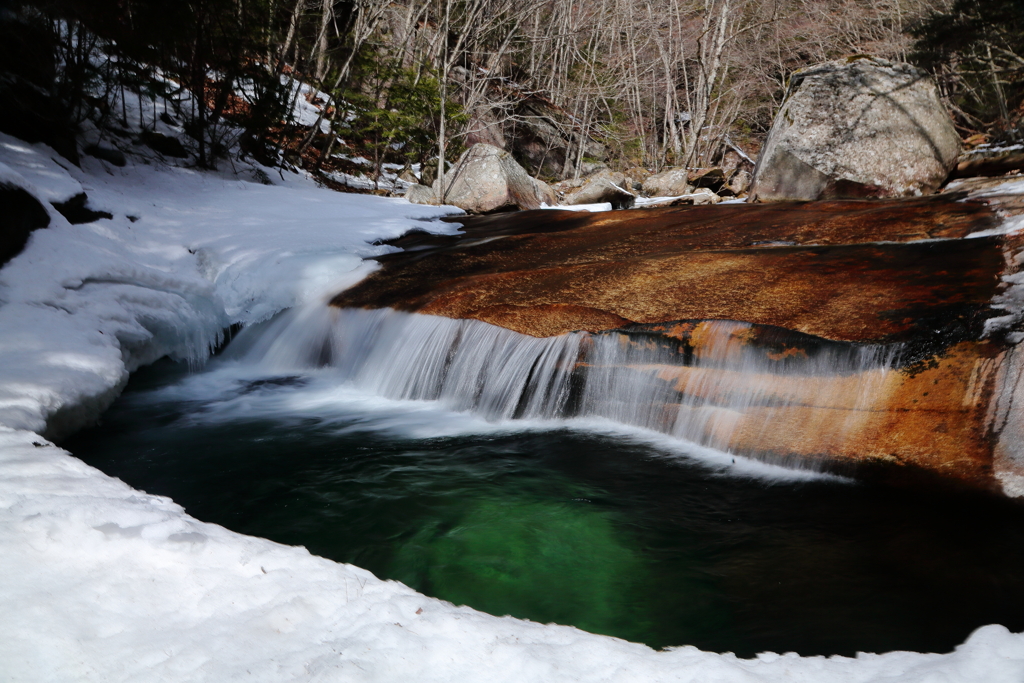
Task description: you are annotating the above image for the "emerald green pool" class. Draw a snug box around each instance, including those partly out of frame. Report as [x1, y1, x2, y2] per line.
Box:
[67, 358, 1024, 657]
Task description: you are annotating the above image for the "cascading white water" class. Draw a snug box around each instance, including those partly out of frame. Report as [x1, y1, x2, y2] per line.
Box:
[224, 304, 902, 466]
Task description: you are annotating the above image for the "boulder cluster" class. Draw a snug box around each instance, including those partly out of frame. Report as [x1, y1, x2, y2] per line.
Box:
[405, 56, 1024, 214]
[404, 144, 754, 213]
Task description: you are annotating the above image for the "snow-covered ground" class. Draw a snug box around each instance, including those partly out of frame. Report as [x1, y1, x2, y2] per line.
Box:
[325, 158, 418, 194]
[2, 133, 1024, 682]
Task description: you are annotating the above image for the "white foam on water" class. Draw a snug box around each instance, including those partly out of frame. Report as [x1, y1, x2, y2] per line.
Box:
[186, 303, 899, 483]
[123, 355, 844, 485]
[557, 417, 851, 483]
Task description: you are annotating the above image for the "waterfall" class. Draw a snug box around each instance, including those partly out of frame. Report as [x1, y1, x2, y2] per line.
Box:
[224, 305, 903, 467]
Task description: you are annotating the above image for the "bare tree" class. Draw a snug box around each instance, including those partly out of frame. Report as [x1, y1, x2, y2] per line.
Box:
[281, 0, 945, 180]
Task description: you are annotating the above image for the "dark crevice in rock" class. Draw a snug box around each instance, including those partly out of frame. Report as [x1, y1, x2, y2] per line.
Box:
[139, 130, 189, 158]
[84, 144, 127, 167]
[1, 182, 50, 267]
[52, 193, 114, 224]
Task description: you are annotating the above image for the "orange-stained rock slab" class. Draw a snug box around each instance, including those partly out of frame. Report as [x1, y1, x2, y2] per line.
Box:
[336, 198, 1004, 343]
[613, 340, 1001, 489]
[330, 197, 1024, 494]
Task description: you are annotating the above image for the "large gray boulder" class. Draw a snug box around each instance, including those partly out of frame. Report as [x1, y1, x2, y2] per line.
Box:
[506, 97, 608, 179]
[403, 182, 438, 205]
[725, 169, 752, 196]
[563, 169, 635, 209]
[749, 57, 961, 202]
[641, 168, 691, 197]
[406, 144, 555, 213]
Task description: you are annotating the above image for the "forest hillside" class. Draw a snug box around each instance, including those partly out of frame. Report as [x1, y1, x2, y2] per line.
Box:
[1, 0, 1021, 189]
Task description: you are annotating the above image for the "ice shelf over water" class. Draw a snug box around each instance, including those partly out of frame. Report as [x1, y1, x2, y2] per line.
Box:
[2, 132, 1024, 681]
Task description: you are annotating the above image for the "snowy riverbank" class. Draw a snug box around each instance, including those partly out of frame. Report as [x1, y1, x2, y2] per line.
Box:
[2, 133, 1023, 681]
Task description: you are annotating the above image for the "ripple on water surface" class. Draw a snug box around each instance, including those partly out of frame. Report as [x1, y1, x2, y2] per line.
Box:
[67, 358, 1024, 657]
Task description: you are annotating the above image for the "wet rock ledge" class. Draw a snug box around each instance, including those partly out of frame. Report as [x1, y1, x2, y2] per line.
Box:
[331, 197, 1024, 496]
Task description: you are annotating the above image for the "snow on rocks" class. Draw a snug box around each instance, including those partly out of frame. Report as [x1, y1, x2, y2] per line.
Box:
[0, 131, 458, 438]
[324, 159, 417, 194]
[2, 130, 1024, 681]
[1, 135, 84, 203]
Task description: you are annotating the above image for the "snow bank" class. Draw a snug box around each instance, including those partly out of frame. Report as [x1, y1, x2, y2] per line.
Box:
[0, 132, 457, 437]
[2, 132, 1024, 681]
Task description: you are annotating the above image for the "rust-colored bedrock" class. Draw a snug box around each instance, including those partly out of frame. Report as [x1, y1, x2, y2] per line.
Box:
[333, 198, 1024, 495]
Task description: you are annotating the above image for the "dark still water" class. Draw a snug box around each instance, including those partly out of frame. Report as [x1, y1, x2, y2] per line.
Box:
[67, 358, 1024, 658]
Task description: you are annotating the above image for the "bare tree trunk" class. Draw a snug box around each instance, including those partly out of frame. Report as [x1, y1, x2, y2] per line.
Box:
[437, 0, 451, 202]
[314, 0, 334, 81]
[297, 0, 391, 157]
[275, 0, 305, 77]
[987, 42, 1011, 125]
